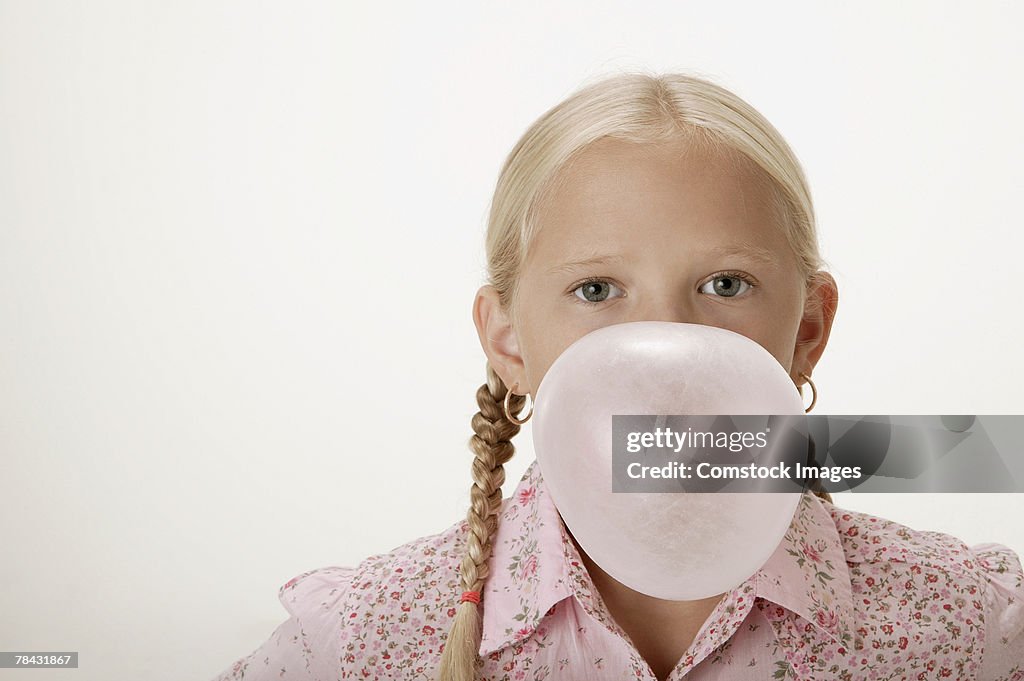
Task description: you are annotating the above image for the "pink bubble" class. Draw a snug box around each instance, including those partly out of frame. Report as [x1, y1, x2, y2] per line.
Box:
[532, 321, 804, 601]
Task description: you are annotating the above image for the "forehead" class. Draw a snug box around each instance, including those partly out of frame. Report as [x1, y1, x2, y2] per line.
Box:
[529, 137, 791, 264]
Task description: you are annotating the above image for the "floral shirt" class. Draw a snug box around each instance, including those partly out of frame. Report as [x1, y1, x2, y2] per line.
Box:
[211, 459, 1024, 680]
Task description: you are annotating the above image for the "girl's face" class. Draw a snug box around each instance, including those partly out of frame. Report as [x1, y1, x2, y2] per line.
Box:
[474, 137, 838, 400]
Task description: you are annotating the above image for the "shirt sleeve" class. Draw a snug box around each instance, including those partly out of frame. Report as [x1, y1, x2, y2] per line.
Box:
[972, 542, 1024, 680]
[209, 566, 354, 681]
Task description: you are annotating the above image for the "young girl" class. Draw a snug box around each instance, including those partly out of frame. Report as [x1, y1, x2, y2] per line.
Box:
[211, 72, 1024, 681]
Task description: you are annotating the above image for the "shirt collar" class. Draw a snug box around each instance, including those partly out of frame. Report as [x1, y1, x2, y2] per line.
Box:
[479, 458, 575, 655]
[753, 491, 856, 648]
[479, 458, 855, 657]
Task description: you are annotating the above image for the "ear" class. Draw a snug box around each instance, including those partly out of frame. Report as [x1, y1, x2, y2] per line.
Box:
[790, 272, 839, 381]
[472, 285, 528, 393]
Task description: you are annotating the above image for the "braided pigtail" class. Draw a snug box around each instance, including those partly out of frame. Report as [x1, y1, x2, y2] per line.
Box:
[436, 365, 526, 681]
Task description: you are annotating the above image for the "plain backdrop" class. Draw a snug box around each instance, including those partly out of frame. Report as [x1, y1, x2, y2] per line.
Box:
[1, 1, 1022, 679]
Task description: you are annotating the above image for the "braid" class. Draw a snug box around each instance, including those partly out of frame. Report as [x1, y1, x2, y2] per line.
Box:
[436, 365, 524, 681]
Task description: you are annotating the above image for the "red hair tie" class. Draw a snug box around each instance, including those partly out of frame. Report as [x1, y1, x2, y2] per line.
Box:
[459, 590, 481, 604]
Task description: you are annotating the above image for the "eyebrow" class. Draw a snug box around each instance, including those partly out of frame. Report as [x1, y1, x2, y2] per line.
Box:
[546, 243, 778, 275]
[706, 243, 779, 265]
[546, 253, 625, 275]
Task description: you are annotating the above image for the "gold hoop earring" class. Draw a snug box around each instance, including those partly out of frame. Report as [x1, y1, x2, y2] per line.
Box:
[798, 371, 817, 413]
[503, 383, 533, 425]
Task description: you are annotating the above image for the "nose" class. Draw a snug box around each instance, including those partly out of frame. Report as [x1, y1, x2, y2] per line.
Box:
[632, 294, 703, 327]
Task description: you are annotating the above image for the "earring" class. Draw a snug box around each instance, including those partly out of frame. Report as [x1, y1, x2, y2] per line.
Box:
[503, 383, 534, 425]
[798, 371, 817, 413]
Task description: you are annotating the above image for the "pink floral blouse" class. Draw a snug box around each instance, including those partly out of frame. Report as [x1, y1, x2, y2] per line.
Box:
[211, 459, 1024, 680]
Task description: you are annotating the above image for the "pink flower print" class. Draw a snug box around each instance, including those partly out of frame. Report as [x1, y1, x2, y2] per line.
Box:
[518, 553, 538, 580]
[801, 541, 822, 563]
[212, 464, 1024, 681]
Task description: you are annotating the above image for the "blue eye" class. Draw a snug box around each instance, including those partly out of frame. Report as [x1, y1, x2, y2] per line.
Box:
[573, 279, 623, 304]
[699, 272, 755, 298]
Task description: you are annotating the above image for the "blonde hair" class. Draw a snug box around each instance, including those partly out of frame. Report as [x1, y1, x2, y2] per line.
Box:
[437, 71, 835, 681]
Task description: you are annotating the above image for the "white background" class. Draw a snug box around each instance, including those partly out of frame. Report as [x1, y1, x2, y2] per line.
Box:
[1, 2, 1022, 679]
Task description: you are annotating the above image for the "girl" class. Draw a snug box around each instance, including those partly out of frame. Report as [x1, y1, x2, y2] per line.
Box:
[211, 72, 1024, 680]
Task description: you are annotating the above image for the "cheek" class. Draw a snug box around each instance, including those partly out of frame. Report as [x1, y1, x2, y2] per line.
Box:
[521, 323, 593, 392]
[712, 318, 793, 372]
[528, 334, 572, 389]
[749, 322, 797, 372]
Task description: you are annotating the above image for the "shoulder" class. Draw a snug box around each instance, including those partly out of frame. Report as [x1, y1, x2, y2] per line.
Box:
[279, 518, 471, 617]
[971, 542, 1024, 679]
[824, 501, 986, 574]
[278, 518, 471, 675]
[822, 499, 1024, 677]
